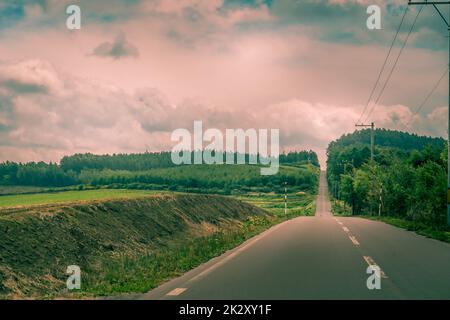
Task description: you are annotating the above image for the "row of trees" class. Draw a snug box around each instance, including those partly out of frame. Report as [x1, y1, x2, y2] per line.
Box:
[77, 164, 319, 194]
[329, 128, 444, 151]
[60, 152, 175, 173]
[0, 151, 320, 188]
[327, 129, 447, 228]
[59, 150, 319, 172]
[0, 162, 77, 187]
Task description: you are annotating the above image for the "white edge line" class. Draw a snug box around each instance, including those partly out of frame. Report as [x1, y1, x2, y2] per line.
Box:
[187, 221, 286, 283]
[166, 288, 187, 296]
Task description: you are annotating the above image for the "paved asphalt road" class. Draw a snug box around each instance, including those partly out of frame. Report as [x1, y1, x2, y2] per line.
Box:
[142, 172, 450, 300]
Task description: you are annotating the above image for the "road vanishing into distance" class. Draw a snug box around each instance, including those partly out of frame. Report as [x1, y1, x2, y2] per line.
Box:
[142, 172, 450, 300]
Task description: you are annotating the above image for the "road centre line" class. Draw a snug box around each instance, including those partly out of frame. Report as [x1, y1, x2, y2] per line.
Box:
[363, 256, 387, 278]
[349, 235, 360, 246]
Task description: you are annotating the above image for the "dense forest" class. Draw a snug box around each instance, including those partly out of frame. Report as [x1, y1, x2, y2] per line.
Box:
[59, 150, 319, 173]
[327, 129, 447, 228]
[329, 128, 445, 151]
[0, 150, 319, 193]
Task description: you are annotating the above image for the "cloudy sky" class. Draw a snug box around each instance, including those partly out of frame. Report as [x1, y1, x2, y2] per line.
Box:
[0, 0, 448, 166]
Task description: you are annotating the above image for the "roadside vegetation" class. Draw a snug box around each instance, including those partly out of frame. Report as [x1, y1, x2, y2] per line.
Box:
[327, 129, 449, 242]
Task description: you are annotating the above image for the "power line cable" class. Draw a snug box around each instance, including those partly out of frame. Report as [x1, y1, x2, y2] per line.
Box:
[357, 6, 410, 125]
[402, 67, 448, 131]
[363, 5, 424, 123]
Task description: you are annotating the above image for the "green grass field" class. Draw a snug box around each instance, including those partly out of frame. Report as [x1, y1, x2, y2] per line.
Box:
[0, 189, 168, 208]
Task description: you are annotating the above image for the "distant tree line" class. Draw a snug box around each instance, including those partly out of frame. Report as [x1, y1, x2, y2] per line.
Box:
[280, 151, 319, 167]
[60, 152, 176, 173]
[327, 129, 447, 229]
[0, 162, 77, 187]
[0, 150, 319, 189]
[59, 150, 319, 172]
[330, 128, 444, 151]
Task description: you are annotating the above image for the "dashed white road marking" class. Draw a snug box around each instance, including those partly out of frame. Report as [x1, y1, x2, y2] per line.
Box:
[342, 226, 350, 233]
[349, 235, 360, 245]
[166, 288, 187, 296]
[363, 256, 375, 266]
[363, 256, 387, 278]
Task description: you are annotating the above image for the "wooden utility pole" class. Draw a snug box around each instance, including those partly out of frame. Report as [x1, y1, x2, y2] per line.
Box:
[284, 181, 288, 216]
[378, 186, 383, 217]
[408, 1, 450, 226]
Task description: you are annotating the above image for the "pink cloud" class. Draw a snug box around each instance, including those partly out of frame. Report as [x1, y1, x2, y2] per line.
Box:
[0, 59, 445, 168]
[0, 1, 447, 167]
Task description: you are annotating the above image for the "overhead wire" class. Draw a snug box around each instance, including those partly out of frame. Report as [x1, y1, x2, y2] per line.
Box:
[402, 67, 448, 131]
[356, 6, 410, 125]
[363, 5, 424, 123]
